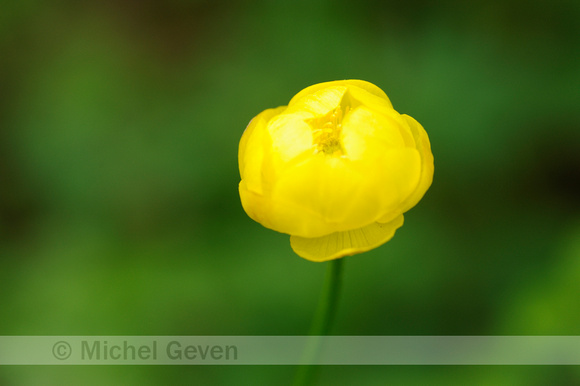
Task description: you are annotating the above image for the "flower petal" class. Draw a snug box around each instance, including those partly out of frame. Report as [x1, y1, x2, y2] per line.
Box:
[290, 215, 405, 262]
[396, 115, 434, 214]
[239, 106, 286, 192]
[288, 80, 392, 107]
[268, 154, 376, 237]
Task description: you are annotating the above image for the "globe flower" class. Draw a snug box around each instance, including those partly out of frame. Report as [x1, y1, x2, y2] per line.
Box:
[238, 80, 433, 262]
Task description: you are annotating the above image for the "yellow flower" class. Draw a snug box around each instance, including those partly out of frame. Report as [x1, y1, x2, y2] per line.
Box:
[238, 80, 434, 262]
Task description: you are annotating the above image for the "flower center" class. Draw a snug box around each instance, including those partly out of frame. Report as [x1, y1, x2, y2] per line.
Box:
[308, 104, 350, 156]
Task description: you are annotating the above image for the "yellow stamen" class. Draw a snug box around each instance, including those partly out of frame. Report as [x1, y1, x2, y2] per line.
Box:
[308, 104, 350, 156]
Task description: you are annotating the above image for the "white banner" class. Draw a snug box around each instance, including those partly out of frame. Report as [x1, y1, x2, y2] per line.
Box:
[0, 336, 579, 365]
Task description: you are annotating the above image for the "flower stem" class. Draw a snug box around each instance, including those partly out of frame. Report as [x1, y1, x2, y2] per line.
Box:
[308, 258, 344, 336]
[293, 258, 344, 386]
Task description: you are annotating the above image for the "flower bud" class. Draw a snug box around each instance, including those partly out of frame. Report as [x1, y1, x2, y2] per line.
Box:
[238, 80, 434, 262]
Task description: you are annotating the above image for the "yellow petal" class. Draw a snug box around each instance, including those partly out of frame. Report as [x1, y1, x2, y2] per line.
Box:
[267, 112, 314, 162]
[286, 85, 347, 117]
[373, 147, 422, 216]
[270, 154, 379, 237]
[341, 105, 407, 160]
[240, 177, 332, 237]
[290, 215, 405, 262]
[396, 115, 434, 214]
[259, 146, 420, 238]
[288, 80, 392, 108]
[239, 106, 286, 189]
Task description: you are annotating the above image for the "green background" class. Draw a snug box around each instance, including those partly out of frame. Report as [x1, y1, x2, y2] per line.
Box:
[1, 0, 579, 384]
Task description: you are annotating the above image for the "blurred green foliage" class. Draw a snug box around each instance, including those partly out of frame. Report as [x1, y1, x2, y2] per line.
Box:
[1, 0, 579, 384]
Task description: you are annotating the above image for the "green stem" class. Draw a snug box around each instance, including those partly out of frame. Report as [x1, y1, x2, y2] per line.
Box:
[293, 258, 344, 386]
[308, 258, 344, 336]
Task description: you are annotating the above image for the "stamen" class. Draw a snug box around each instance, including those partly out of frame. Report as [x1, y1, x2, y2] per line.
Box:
[309, 105, 347, 156]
